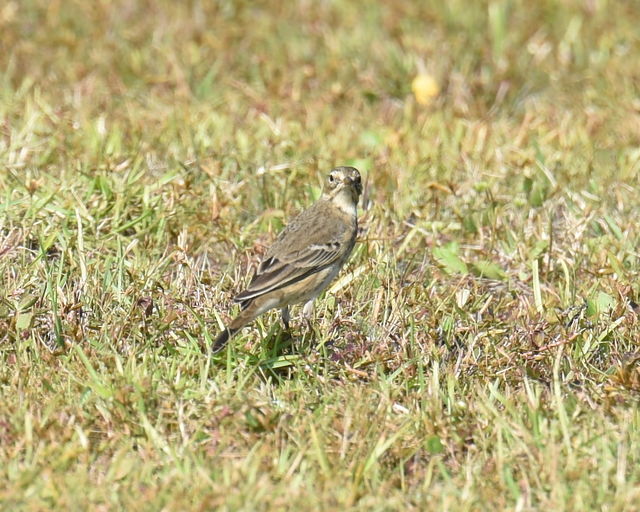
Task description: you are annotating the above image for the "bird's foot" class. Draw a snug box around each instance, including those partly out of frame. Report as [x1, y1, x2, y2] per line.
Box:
[280, 306, 291, 331]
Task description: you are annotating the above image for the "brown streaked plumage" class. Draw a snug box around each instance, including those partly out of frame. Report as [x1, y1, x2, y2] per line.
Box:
[213, 166, 362, 353]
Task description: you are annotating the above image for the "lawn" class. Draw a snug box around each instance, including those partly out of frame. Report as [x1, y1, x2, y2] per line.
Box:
[1, 0, 640, 509]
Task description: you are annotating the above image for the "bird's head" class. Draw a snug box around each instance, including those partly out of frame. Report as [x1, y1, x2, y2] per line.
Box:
[323, 166, 362, 213]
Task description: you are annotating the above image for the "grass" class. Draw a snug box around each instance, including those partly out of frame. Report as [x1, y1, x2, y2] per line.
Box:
[1, 0, 640, 509]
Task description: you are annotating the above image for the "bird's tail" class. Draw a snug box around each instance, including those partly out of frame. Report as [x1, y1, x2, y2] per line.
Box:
[212, 325, 240, 353]
[211, 305, 260, 353]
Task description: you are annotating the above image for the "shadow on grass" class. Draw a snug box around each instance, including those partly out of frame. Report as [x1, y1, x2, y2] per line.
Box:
[203, 320, 323, 380]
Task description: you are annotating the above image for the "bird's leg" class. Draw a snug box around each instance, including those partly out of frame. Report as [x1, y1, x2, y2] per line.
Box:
[280, 306, 291, 330]
[302, 300, 315, 330]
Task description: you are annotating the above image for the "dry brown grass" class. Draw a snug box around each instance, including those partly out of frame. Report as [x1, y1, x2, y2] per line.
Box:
[1, 0, 640, 509]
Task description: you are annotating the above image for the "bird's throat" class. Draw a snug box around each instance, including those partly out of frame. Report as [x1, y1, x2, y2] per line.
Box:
[330, 189, 358, 217]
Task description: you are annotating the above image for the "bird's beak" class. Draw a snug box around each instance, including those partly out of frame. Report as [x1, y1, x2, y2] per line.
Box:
[349, 178, 362, 196]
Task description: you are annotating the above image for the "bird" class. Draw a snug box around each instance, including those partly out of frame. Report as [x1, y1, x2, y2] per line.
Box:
[212, 166, 362, 353]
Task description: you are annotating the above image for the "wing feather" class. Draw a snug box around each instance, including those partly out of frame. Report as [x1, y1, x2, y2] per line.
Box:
[234, 242, 346, 304]
[233, 200, 356, 306]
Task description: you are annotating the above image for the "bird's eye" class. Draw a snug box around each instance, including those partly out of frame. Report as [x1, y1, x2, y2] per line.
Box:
[328, 175, 335, 183]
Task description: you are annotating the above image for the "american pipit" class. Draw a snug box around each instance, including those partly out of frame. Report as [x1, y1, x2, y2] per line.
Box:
[213, 166, 362, 353]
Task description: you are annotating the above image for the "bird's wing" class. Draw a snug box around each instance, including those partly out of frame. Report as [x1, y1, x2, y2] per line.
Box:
[234, 205, 353, 304]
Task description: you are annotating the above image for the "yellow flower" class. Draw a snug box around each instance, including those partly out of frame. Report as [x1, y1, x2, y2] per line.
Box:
[411, 73, 440, 106]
